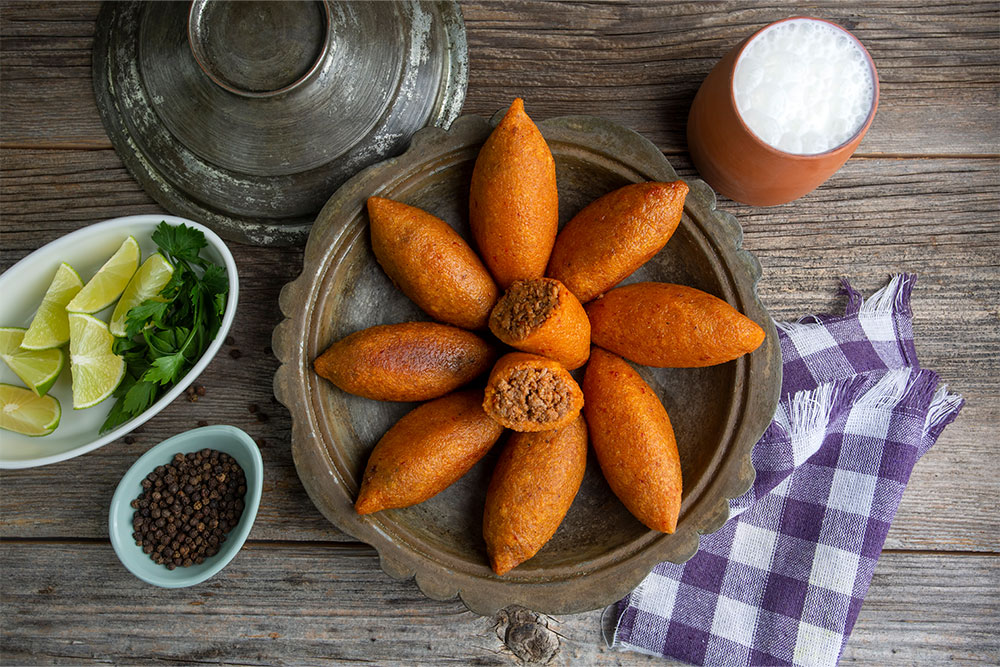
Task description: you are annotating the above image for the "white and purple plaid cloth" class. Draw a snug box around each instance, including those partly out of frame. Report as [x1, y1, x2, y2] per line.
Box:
[611, 275, 964, 666]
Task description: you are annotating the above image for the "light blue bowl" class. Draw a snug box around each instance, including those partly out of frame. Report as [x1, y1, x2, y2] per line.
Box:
[109, 425, 263, 588]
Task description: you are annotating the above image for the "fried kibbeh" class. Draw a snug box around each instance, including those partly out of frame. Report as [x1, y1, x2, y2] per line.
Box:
[368, 196, 499, 330]
[489, 278, 590, 370]
[469, 98, 558, 288]
[587, 282, 765, 367]
[314, 322, 496, 402]
[547, 181, 689, 303]
[483, 352, 583, 432]
[483, 415, 588, 575]
[355, 390, 504, 514]
[583, 348, 682, 533]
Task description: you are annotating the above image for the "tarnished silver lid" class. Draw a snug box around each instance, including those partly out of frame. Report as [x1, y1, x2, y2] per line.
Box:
[93, 0, 468, 246]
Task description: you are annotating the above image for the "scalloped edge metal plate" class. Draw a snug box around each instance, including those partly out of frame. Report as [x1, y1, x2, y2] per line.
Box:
[272, 113, 781, 615]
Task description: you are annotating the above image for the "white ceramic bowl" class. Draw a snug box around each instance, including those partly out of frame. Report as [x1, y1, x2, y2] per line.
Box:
[0, 214, 239, 468]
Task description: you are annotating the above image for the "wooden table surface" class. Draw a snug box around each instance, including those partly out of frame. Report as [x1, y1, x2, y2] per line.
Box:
[2, 1, 998, 664]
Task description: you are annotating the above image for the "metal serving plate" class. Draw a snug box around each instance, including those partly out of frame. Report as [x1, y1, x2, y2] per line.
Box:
[272, 112, 781, 615]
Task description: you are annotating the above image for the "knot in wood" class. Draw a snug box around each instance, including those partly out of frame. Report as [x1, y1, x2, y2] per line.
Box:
[494, 605, 559, 664]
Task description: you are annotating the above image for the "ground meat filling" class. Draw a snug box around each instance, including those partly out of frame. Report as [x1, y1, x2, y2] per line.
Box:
[491, 367, 572, 423]
[492, 279, 560, 340]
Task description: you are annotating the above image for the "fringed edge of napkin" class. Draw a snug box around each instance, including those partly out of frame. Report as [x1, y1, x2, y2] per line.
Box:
[774, 274, 916, 335]
[854, 365, 939, 413]
[763, 376, 867, 445]
[924, 383, 965, 443]
[842, 274, 914, 319]
[774, 274, 919, 371]
[852, 366, 964, 458]
[729, 376, 868, 516]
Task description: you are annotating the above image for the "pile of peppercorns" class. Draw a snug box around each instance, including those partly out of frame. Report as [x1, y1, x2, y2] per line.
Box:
[130, 449, 247, 569]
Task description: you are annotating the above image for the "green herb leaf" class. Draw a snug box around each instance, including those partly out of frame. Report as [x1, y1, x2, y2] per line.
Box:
[201, 264, 228, 299]
[142, 351, 187, 386]
[122, 379, 159, 415]
[148, 326, 188, 355]
[152, 221, 207, 264]
[159, 263, 188, 301]
[101, 398, 132, 433]
[99, 221, 230, 433]
[102, 373, 161, 433]
[124, 299, 170, 338]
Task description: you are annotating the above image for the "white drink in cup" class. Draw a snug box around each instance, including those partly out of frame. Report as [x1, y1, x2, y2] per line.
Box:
[686, 17, 879, 206]
[733, 18, 876, 156]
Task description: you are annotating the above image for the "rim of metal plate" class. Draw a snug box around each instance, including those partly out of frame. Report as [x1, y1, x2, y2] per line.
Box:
[92, 0, 468, 247]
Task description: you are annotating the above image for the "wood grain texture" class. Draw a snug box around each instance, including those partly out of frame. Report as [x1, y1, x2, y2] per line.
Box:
[0, 542, 996, 664]
[1, 0, 998, 664]
[2, 1, 998, 154]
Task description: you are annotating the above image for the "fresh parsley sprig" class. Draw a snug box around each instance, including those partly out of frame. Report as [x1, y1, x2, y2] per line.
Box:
[101, 222, 229, 433]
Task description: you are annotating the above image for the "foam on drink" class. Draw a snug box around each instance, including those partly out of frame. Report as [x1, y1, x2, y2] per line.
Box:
[733, 19, 875, 155]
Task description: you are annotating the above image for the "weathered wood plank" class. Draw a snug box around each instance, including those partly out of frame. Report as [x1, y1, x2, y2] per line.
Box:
[842, 551, 999, 663]
[0, 1, 105, 149]
[1, 149, 997, 554]
[1, 1, 997, 155]
[2, 1, 999, 662]
[0, 542, 996, 664]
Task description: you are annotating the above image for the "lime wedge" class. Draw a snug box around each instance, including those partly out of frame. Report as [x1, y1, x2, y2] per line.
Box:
[0, 327, 66, 396]
[66, 236, 141, 314]
[68, 313, 125, 409]
[0, 383, 61, 436]
[110, 253, 174, 337]
[21, 263, 85, 350]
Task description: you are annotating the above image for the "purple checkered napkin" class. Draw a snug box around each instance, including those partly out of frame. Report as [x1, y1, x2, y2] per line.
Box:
[610, 275, 964, 666]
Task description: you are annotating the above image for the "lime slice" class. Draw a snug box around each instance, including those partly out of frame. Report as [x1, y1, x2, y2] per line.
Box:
[0, 383, 61, 436]
[110, 253, 174, 337]
[0, 327, 66, 396]
[66, 236, 141, 314]
[21, 263, 85, 350]
[68, 313, 125, 409]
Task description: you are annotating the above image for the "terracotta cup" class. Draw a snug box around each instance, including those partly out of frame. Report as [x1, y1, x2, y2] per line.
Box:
[687, 17, 879, 206]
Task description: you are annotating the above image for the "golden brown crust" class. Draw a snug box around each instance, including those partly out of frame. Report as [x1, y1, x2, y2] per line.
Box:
[483, 415, 588, 575]
[368, 196, 499, 330]
[586, 282, 765, 367]
[355, 390, 504, 514]
[546, 181, 689, 303]
[583, 348, 681, 533]
[483, 352, 583, 432]
[313, 322, 496, 402]
[488, 278, 591, 370]
[469, 98, 558, 289]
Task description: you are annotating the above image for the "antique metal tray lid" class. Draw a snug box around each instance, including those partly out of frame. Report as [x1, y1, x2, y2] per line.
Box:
[93, 0, 467, 246]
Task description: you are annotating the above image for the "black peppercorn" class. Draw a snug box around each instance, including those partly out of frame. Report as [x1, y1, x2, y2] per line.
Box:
[130, 448, 247, 569]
